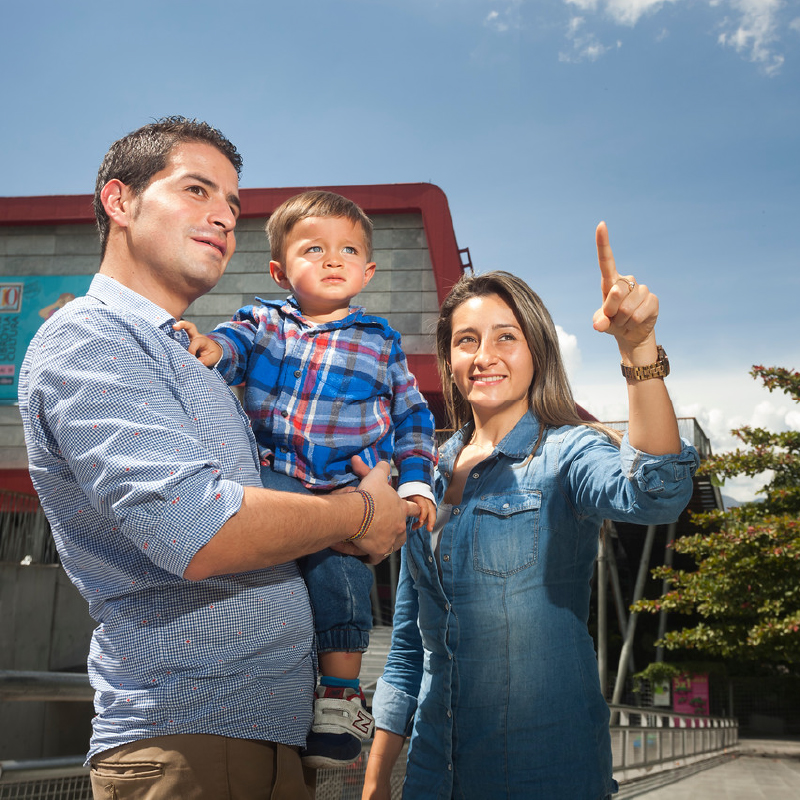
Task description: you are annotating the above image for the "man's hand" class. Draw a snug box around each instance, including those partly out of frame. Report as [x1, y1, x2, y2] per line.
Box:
[331, 458, 418, 564]
[174, 320, 224, 367]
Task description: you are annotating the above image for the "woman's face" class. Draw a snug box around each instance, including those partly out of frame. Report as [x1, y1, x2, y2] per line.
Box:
[449, 293, 534, 424]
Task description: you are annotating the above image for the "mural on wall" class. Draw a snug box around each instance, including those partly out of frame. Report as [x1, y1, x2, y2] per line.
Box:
[0, 276, 93, 404]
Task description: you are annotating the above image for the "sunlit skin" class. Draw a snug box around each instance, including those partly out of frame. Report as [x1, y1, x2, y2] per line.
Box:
[443, 293, 535, 506]
[449, 293, 535, 436]
[269, 215, 376, 324]
[100, 142, 240, 320]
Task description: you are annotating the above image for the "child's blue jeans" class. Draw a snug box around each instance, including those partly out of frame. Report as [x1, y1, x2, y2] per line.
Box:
[260, 468, 373, 653]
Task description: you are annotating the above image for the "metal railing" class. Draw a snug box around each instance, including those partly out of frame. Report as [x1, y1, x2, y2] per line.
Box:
[1, 672, 738, 799]
[609, 704, 738, 783]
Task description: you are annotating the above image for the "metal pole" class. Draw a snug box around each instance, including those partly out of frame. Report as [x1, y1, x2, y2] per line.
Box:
[655, 522, 677, 662]
[605, 529, 636, 676]
[611, 524, 659, 707]
[597, 531, 608, 695]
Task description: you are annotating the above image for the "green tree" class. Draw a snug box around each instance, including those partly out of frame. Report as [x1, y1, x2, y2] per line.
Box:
[634, 366, 800, 667]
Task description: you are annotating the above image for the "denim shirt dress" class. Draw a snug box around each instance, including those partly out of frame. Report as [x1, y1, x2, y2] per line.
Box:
[372, 411, 699, 799]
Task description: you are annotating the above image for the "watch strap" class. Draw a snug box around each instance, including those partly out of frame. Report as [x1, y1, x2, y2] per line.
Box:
[621, 345, 670, 381]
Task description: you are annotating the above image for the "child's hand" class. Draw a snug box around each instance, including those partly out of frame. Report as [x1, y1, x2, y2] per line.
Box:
[173, 320, 223, 367]
[408, 495, 437, 532]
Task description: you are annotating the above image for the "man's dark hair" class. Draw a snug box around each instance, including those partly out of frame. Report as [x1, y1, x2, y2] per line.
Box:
[93, 116, 243, 257]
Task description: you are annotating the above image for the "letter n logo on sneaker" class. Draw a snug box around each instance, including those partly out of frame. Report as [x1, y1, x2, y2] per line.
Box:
[353, 709, 373, 737]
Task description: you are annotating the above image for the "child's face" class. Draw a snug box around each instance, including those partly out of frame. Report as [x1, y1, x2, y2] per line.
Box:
[269, 215, 376, 323]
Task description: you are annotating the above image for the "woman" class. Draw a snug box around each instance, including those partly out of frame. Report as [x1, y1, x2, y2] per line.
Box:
[362, 223, 699, 799]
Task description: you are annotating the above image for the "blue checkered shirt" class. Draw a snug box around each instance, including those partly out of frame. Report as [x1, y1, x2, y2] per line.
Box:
[208, 297, 436, 494]
[18, 275, 315, 762]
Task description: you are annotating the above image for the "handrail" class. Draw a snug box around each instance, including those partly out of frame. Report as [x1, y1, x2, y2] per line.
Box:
[0, 669, 93, 702]
[0, 674, 739, 791]
[608, 703, 738, 780]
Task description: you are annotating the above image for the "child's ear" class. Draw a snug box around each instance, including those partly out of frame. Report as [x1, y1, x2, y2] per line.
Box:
[269, 261, 292, 290]
[362, 262, 377, 288]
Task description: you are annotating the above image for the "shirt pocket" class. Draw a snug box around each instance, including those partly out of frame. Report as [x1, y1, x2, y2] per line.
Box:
[472, 490, 541, 577]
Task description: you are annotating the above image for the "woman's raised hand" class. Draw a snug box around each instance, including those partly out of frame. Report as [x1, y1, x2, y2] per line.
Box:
[592, 221, 659, 353]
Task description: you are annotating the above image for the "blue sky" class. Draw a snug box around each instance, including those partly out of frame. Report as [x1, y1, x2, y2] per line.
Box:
[3, 0, 798, 501]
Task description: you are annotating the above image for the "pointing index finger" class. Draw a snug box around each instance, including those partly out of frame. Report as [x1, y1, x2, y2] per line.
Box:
[596, 221, 619, 299]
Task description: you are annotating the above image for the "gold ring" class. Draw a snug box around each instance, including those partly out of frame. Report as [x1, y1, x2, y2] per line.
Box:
[616, 277, 635, 294]
[384, 546, 394, 558]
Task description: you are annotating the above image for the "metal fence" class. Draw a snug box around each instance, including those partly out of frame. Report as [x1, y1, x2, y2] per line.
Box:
[610, 705, 738, 784]
[0, 668, 738, 800]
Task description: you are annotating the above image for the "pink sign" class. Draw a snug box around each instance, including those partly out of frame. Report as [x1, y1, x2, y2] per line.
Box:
[672, 673, 709, 716]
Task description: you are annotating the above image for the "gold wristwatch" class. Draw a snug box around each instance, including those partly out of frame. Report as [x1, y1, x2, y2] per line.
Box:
[620, 345, 670, 381]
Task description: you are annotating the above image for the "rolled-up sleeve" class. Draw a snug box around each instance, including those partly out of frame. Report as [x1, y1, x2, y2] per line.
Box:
[372, 547, 424, 737]
[23, 306, 258, 581]
[561, 428, 700, 525]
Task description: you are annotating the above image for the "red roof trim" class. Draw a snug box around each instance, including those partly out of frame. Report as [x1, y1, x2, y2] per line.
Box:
[0, 182, 464, 304]
[0, 183, 462, 422]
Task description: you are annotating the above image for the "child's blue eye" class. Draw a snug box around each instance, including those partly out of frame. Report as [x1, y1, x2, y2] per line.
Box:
[343, 246, 357, 255]
[308, 246, 322, 253]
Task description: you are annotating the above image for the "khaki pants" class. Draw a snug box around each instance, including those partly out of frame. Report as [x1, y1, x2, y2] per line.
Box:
[89, 734, 316, 800]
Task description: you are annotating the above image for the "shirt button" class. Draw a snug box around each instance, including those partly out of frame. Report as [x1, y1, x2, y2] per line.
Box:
[472, 472, 480, 479]
[444, 603, 450, 611]
[443, 554, 450, 562]
[447, 710, 452, 718]
[428, 555, 433, 563]
[502, 502, 510, 509]
[448, 763, 452, 771]
[448, 654, 452, 660]
[281, 410, 289, 418]
[294, 370, 301, 378]
[452, 508, 460, 516]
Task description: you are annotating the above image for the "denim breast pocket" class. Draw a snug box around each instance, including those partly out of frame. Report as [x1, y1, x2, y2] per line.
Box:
[472, 490, 541, 576]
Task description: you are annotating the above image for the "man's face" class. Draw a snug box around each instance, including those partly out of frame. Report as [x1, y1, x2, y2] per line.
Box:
[125, 141, 240, 313]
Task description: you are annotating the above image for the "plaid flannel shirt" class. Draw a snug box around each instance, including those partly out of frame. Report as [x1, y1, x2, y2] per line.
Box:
[208, 297, 436, 494]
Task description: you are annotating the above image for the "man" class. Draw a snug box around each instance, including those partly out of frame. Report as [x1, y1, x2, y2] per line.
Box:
[18, 117, 414, 799]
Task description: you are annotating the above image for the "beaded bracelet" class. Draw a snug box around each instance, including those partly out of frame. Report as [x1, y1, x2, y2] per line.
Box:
[344, 489, 375, 542]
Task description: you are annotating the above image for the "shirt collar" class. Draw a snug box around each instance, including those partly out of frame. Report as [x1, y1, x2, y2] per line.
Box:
[87, 274, 191, 347]
[257, 294, 367, 328]
[88, 274, 178, 329]
[439, 409, 542, 469]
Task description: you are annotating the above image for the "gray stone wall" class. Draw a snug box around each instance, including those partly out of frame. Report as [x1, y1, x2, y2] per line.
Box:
[185, 213, 439, 355]
[0, 211, 439, 472]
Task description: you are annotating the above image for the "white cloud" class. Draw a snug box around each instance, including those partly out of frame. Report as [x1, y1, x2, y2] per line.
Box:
[560, 0, 789, 74]
[560, 14, 620, 61]
[790, 16, 800, 33]
[565, 364, 798, 504]
[565, 0, 678, 26]
[557, 325, 583, 378]
[604, 0, 679, 26]
[717, 0, 785, 75]
[484, 1, 522, 33]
